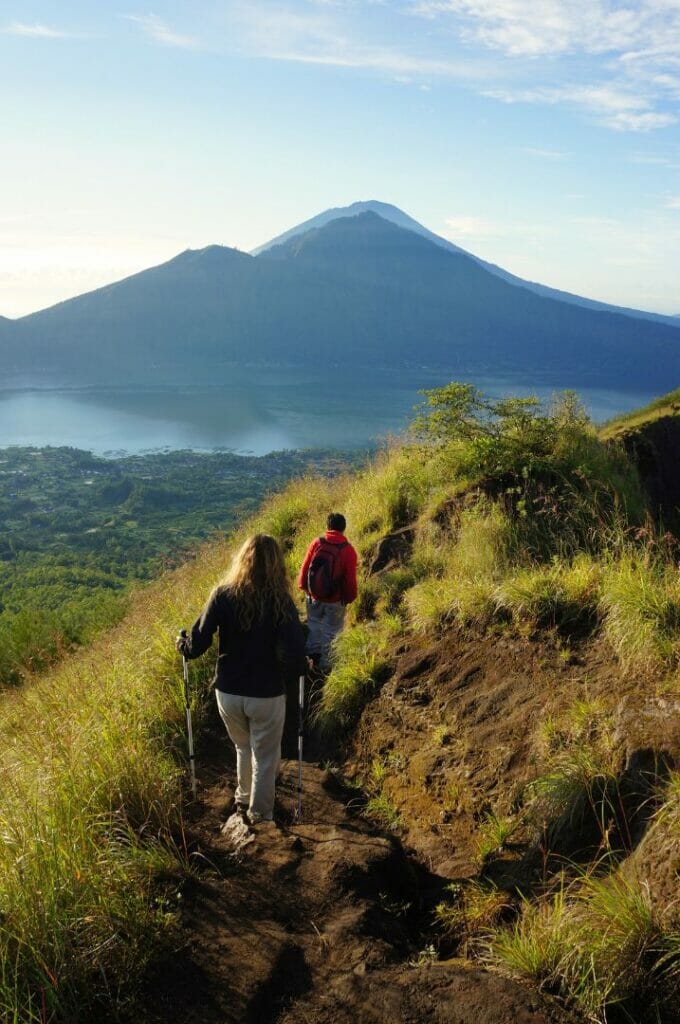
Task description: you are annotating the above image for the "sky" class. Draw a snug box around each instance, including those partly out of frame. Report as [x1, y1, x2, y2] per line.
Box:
[1, 0, 679, 318]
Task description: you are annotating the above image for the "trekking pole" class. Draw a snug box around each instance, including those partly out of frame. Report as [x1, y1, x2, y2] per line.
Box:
[179, 630, 197, 800]
[295, 673, 305, 822]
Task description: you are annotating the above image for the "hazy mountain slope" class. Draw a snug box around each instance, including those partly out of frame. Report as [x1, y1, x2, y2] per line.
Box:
[252, 199, 468, 258]
[2, 212, 680, 390]
[258, 213, 680, 385]
[254, 200, 679, 328]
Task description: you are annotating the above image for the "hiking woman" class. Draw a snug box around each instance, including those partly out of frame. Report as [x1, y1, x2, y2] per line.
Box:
[176, 534, 306, 826]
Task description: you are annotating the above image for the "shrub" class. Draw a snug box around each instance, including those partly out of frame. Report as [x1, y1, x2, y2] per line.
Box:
[538, 698, 608, 756]
[410, 521, 448, 579]
[495, 565, 563, 627]
[405, 577, 454, 633]
[527, 744, 621, 852]
[490, 887, 571, 980]
[476, 811, 519, 863]
[374, 566, 419, 614]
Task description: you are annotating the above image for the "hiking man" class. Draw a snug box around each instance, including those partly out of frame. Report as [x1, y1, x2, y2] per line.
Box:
[298, 512, 357, 672]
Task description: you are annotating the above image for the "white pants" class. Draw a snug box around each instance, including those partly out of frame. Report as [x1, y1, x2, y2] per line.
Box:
[215, 691, 286, 821]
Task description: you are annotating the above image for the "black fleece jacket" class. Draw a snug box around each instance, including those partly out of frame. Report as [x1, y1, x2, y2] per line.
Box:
[180, 588, 307, 698]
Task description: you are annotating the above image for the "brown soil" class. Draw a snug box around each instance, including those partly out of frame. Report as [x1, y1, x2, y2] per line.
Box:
[351, 623, 679, 914]
[131, 715, 577, 1024]
[131, 616, 678, 1024]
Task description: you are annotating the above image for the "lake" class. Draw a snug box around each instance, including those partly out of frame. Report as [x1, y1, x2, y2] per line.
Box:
[0, 368, 657, 456]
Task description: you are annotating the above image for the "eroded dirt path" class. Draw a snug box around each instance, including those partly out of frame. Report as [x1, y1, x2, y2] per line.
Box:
[134, 723, 577, 1024]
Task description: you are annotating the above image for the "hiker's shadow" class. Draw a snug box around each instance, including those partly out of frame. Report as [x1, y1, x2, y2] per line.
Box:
[244, 942, 313, 1024]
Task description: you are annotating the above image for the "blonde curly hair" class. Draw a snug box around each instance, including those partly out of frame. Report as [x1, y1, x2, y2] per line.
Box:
[218, 533, 292, 629]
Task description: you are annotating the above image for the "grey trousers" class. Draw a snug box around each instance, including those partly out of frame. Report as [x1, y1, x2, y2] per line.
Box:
[215, 691, 286, 821]
[305, 598, 346, 672]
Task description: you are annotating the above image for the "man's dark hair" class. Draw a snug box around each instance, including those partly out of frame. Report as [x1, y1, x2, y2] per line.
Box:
[327, 512, 346, 533]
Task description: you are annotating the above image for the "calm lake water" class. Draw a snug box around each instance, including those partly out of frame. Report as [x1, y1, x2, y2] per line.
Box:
[0, 369, 657, 456]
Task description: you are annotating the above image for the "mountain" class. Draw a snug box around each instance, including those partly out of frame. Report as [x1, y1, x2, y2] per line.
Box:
[2, 209, 680, 391]
[254, 200, 680, 328]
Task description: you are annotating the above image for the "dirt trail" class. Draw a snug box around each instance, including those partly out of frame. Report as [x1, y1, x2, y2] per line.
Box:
[134, 723, 577, 1024]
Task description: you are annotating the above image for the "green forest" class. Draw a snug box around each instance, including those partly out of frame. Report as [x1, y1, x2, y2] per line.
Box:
[0, 445, 362, 686]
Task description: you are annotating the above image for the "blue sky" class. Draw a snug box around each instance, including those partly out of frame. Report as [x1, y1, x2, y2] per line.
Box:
[1, 0, 679, 317]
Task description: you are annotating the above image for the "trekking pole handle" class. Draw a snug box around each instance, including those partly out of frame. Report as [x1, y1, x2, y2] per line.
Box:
[179, 629, 189, 678]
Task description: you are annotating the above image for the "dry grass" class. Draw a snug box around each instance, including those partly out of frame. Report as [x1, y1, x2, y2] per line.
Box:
[0, 541, 228, 1019]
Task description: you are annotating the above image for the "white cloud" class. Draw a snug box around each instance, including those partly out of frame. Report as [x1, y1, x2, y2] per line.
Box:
[4, 21, 75, 38]
[486, 82, 677, 130]
[411, 1, 680, 59]
[124, 14, 199, 49]
[665, 195, 680, 208]
[229, 1, 502, 79]
[521, 147, 568, 160]
[223, 2, 678, 131]
[606, 110, 677, 130]
[444, 215, 506, 237]
[410, 1, 680, 130]
[628, 151, 680, 167]
[268, 46, 487, 76]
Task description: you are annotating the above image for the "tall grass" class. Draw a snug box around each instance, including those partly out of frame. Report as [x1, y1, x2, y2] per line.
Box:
[527, 697, 624, 854]
[600, 553, 680, 672]
[315, 614, 401, 732]
[0, 540, 226, 1020]
[405, 505, 511, 631]
[436, 880, 512, 952]
[490, 873, 678, 1021]
[496, 554, 601, 632]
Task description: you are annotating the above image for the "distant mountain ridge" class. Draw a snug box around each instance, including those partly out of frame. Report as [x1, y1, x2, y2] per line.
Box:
[1, 205, 679, 392]
[254, 200, 680, 328]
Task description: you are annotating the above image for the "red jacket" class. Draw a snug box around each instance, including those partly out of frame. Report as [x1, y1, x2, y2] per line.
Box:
[298, 530, 358, 604]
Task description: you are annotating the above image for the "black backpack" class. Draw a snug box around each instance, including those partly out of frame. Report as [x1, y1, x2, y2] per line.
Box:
[307, 537, 348, 600]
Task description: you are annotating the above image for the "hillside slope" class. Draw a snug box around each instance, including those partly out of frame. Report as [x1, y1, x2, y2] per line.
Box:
[0, 383, 678, 1023]
[2, 213, 680, 391]
[601, 387, 680, 532]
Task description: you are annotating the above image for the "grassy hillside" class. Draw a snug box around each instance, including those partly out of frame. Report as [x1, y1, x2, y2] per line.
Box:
[0, 383, 678, 1022]
[600, 386, 680, 438]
